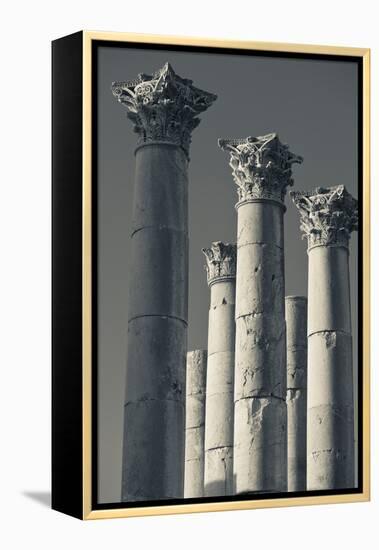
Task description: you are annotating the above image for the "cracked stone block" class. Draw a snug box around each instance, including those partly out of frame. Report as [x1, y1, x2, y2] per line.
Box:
[234, 396, 287, 493]
[285, 296, 307, 491]
[184, 350, 207, 498]
[308, 404, 354, 489]
[125, 316, 186, 404]
[308, 245, 352, 334]
[204, 446, 234, 496]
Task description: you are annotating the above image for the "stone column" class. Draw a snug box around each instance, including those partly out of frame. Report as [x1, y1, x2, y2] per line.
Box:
[184, 350, 207, 498]
[291, 185, 358, 490]
[112, 63, 216, 501]
[286, 296, 308, 492]
[219, 134, 302, 494]
[202, 242, 236, 496]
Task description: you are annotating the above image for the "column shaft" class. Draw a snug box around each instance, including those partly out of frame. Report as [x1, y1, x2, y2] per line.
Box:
[184, 350, 207, 498]
[202, 242, 236, 496]
[307, 245, 354, 489]
[218, 133, 302, 494]
[291, 185, 358, 491]
[122, 144, 188, 501]
[234, 201, 287, 493]
[286, 296, 307, 492]
[205, 280, 235, 496]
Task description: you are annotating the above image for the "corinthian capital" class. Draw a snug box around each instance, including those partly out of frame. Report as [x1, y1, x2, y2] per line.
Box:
[218, 133, 302, 205]
[111, 62, 217, 158]
[202, 242, 236, 286]
[290, 185, 358, 249]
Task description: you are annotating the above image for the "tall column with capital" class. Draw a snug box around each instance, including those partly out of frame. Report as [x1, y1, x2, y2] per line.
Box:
[184, 350, 207, 498]
[112, 63, 216, 501]
[219, 134, 302, 493]
[291, 186, 358, 490]
[202, 242, 236, 496]
[286, 296, 308, 492]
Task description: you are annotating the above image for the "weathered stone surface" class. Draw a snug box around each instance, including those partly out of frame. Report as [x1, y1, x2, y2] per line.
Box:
[132, 144, 188, 233]
[308, 245, 351, 335]
[203, 243, 236, 497]
[128, 227, 188, 320]
[184, 350, 207, 498]
[236, 241, 285, 319]
[286, 296, 307, 492]
[237, 200, 284, 248]
[291, 186, 357, 491]
[308, 404, 354, 489]
[204, 447, 233, 496]
[234, 397, 287, 493]
[208, 307, 236, 355]
[122, 399, 185, 501]
[308, 330, 353, 409]
[205, 353, 234, 449]
[287, 389, 307, 491]
[219, 134, 301, 494]
[235, 314, 286, 400]
[125, 316, 186, 404]
[114, 65, 216, 502]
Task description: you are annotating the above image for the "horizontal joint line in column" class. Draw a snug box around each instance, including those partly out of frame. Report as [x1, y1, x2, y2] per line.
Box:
[235, 395, 285, 404]
[307, 242, 350, 253]
[206, 390, 233, 399]
[205, 445, 233, 453]
[308, 328, 351, 338]
[236, 311, 285, 321]
[131, 225, 188, 238]
[134, 140, 188, 158]
[186, 424, 205, 431]
[128, 314, 188, 326]
[237, 241, 283, 251]
[207, 350, 235, 358]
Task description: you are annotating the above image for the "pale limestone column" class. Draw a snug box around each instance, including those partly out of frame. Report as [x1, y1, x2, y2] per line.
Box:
[291, 185, 358, 490]
[286, 296, 308, 492]
[219, 134, 302, 494]
[184, 350, 207, 498]
[202, 242, 236, 496]
[112, 63, 216, 501]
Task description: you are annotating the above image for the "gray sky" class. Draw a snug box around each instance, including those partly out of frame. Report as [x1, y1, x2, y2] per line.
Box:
[97, 45, 358, 503]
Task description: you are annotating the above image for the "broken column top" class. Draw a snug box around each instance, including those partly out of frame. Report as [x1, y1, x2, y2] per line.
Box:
[202, 241, 237, 287]
[111, 62, 217, 157]
[290, 185, 358, 249]
[218, 133, 303, 206]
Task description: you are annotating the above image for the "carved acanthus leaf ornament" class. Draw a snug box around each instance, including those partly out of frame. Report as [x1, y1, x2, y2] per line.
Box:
[218, 133, 302, 205]
[112, 62, 217, 157]
[291, 185, 358, 248]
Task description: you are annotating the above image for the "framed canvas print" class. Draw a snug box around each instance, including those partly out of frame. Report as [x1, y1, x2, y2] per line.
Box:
[52, 31, 370, 520]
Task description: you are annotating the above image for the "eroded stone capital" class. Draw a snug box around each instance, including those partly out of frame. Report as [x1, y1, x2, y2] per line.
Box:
[111, 62, 217, 158]
[202, 241, 236, 286]
[290, 185, 358, 249]
[218, 133, 302, 205]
